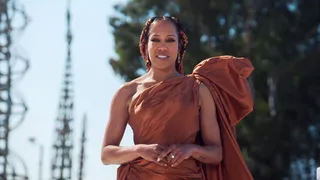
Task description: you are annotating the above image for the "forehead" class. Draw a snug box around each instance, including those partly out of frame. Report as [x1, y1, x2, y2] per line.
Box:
[149, 20, 178, 36]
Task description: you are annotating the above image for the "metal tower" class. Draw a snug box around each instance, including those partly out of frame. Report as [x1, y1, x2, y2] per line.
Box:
[0, 0, 29, 179]
[50, 0, 74, 179]
[78, 114, 87, 180]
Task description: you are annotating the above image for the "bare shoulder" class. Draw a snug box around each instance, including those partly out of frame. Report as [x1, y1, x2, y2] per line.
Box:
[114, 81, 136, 103]
[199, 82, 210, 93]
[113, 75, 147, 105]
[198, 82, 214, 106]
[199, 82, 211, 97]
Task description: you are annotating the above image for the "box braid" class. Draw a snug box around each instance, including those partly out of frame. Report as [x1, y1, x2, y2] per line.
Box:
[139, 16, 189, 74]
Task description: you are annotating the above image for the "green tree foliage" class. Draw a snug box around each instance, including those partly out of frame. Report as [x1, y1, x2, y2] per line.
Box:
[108, 0, 320, 179]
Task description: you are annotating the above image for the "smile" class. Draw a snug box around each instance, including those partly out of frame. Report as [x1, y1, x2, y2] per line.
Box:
[157, 55, 169, 59]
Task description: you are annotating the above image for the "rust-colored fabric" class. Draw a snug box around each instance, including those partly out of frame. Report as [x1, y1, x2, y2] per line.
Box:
[117, 56, 254, 180]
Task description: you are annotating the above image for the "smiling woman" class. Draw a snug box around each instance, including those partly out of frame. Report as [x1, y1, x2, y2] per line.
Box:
[145, 19, 180, 73]
[140, 16, 188, 75]
[101, 16, 254, 180]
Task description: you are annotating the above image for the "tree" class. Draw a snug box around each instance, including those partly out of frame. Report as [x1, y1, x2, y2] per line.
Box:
[108, 0, 320, 179]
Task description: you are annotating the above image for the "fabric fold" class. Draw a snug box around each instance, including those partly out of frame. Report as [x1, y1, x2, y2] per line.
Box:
[117, 55, 254, 180]
[192, 55, 254, 180]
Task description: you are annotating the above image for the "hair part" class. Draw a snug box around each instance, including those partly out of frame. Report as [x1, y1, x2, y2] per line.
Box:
[139, 16, 189, 74]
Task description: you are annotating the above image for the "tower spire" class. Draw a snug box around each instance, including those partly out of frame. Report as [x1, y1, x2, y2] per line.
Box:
[51, 0, 74, 179]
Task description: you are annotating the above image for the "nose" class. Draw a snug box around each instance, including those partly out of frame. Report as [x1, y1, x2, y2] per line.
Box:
[158, 46, 168, 51]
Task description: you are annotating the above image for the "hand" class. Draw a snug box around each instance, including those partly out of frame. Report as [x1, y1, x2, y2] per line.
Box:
[157, 144, 195, 167]
[136, 144, 168, 166]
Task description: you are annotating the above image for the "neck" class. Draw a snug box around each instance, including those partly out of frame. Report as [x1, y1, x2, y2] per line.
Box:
[147, 68, 182, 82]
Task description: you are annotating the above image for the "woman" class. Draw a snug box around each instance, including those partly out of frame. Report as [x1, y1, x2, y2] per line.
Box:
[101, 16, 254, 180]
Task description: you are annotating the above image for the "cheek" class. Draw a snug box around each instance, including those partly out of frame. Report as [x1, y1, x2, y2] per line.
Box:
[170, 40, 179, 49]
[170, 43, 179, 54]
[147, 42, 155, 54]
[146, 41, 179, 56]
[174, 43, 179, 52]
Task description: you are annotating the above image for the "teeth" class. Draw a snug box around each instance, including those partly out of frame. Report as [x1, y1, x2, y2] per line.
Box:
[157, 55, 168, 59]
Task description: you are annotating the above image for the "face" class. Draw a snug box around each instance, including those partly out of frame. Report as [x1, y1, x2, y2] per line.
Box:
[147, 20, 179, 71]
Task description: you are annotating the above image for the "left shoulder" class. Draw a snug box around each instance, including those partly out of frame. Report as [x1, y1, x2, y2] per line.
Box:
[185, 75, 213, 106]
[199, 82, 210, 95]
[198, 82, 214, 107]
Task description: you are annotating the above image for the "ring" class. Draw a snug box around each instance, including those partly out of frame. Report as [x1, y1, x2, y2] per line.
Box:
[171, 153, 175, 159]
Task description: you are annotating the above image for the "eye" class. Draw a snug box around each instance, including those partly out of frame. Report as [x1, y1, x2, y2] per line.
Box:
[150, 38, 160, 42]
[167, 38, 176, 43]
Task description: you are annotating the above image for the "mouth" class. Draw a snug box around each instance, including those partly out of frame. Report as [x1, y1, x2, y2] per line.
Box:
[156, 55, 170, 59]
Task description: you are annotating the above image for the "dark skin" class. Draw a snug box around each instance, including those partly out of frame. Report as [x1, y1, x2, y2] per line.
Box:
[101, 19, 222, 167]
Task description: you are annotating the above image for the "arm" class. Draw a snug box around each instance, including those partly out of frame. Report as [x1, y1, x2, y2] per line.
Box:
[190, 83, 222, 164]
[101, 83, 168, 166]
[101, 83, 140, 165]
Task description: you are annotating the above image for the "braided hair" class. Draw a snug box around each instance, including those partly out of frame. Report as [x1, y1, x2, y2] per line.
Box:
[139, 16, 189, 74]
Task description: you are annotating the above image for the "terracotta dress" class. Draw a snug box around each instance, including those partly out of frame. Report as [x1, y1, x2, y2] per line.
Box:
[117, 56, 254, 180]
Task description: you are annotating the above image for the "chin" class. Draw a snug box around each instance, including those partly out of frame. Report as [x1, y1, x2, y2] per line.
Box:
[151, 58, 175, 70]
[153, 65, 175, 72]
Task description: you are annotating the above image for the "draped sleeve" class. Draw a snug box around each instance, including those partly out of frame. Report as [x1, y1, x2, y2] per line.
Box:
[192, 55, 254, 180]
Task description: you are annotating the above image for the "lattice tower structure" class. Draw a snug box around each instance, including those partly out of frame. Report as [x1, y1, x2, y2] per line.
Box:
[50, 0, 74, 179]
[0, 0, 29, 179]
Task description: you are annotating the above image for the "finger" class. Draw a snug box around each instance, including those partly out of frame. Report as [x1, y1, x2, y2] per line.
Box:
[171, 154, 185, 167]
[157, 147, 174, 162]
[170, 151, 183, 166]
[156, 153, 169, 164]
[154, 145, 165, 153]
[153, 157, 167, 166]
[154, 149, 169, 164]
[156, 161, 167, 166]
[168, 149, 180, 163]
[155, 145, 169, 156]
[157, 144, 178, 162]
[153, 148, 163, 155]
[157, 151, 170, 162]
[157, 144, 167, 150]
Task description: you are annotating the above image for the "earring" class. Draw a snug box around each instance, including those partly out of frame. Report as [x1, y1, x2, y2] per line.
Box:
[145, 58, 151, 69]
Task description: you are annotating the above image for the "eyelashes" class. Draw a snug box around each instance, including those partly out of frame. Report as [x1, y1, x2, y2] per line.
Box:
[167, 39, 176, 43]
[150, 38, 176, 43]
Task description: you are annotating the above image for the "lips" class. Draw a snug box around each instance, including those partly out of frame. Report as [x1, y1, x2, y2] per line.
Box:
[156, 55, 169, 59]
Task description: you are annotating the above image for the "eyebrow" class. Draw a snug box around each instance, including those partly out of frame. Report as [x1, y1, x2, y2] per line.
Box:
[151, 34, 177, 38]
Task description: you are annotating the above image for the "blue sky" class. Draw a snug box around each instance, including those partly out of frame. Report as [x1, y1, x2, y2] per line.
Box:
[11, 0, 133, 179]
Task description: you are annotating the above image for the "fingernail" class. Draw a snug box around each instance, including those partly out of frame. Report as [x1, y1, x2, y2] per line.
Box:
[157, 158, 160, 162]
[164, 164, 167, 166]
